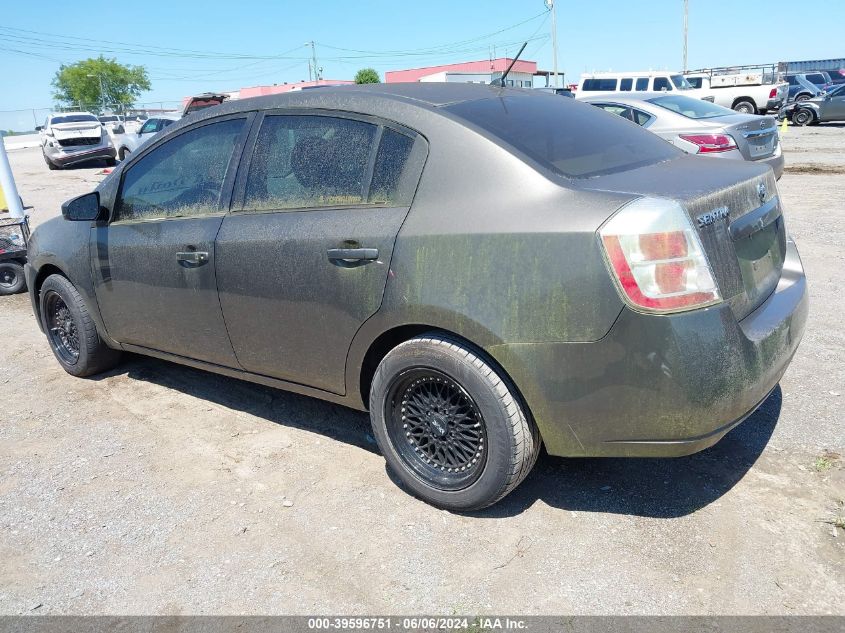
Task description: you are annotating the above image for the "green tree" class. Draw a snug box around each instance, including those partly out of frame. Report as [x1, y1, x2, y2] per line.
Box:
[52, 56, 150, 112]
[354, 68, 380, 84]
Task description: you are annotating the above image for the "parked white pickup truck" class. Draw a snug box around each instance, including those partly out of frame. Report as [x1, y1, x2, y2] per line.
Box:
[684, 67, 788, 114]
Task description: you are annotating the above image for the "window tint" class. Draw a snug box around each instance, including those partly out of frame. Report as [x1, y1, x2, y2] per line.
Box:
[619, 78, 633, 91]
[686, 77, 702, 89]
[369, 128, 416, 205]
[670, 75, 693, 89]
[445, 96, 679, 178]
[140, 119, 159, 134]
[653, 77, 672, 91]
[635, 77, 649, 91]
[115, 118, 244, 222]
[582, 78, 618, 91]
[806, 74, 825, 85]
[243, 115, 377, 211]
[632, 109, 653, 126]
[597, 104, 634, 121]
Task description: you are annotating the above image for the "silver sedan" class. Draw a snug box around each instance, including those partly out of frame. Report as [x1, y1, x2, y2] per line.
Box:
[582, 92, 784, 179]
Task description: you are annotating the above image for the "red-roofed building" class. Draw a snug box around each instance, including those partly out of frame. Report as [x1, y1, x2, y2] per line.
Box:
[238, 79, 354, 98]
[386, 58, 551, 88]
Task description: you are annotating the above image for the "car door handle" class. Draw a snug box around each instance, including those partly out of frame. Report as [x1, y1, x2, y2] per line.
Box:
[327, 248, 379, 262]
[176, 251, 209, 267]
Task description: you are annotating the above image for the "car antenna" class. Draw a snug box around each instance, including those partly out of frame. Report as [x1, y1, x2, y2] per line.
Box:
[494, 41, 528, 87]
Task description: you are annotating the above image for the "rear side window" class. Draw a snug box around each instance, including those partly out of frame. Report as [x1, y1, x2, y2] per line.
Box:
[632, 109, 653, 126]
[445, 96, 679, 178]
[243, 115, 376, 211]
[653, 77, 672, 91]
[686, 77, 703, 89]
[115, 118, 245, 222]
[619, 78, 633, 91]
[635, 78, 649, 91]
[582, 78, 618, 91]
[806, 73, 825, 85]
[369, 128, 416, 204]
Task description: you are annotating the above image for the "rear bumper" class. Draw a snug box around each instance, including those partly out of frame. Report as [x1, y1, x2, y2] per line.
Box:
[488, 239, 808, 458]
[757, 145, 784, 180]
[766, 98, 784, 111]
[45, 144, 115, 166]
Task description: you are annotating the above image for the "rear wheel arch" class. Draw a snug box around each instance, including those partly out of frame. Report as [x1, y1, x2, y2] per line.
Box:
[731, 97, 757, 114]
[357, 325, 536, 428]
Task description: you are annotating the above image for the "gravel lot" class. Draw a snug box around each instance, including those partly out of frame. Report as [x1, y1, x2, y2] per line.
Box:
[1, 124, 843, 615]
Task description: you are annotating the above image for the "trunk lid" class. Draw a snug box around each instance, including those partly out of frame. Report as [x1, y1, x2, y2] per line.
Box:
[722, 114, 779, 161]
[582, 155, 786, 320]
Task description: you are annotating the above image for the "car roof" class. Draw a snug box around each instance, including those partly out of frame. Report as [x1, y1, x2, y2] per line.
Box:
[200, 82, 521, 115]
[50, 111, 97, 117]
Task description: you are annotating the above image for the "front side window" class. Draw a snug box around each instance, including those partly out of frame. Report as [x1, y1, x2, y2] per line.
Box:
[114, 118, 245, 222]
[619, 78, 633, 91]
[635, 78, 649, 91]
[806, 73, 826, 86]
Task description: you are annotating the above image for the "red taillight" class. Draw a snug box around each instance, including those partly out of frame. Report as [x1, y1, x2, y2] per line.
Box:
[679, 134, 737, 154]
[769, 88, 777, 99]
[599, 198, 721, 313]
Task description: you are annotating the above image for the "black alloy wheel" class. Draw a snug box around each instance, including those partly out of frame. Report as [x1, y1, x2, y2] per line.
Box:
[44, 290, 80, 365]
[385, 369, 487, 491]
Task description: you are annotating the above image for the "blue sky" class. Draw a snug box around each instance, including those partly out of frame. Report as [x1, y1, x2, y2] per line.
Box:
[1, 0, 843, 130]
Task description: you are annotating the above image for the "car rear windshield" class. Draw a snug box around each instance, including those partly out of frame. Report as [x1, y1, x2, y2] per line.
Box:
[444, 95, 679, 178]
[647, 95, 735, 119]
[51, 114, 99, 124]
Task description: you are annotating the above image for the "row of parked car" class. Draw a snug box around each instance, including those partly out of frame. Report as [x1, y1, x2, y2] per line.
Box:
[36, 94, 228, 170]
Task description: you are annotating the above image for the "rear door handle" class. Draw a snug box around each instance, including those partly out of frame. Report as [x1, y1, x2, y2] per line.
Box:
[176, 251, 209, 267]
[327, 248, 379, 262]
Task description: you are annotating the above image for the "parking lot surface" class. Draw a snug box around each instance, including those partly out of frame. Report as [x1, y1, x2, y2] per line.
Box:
[1, 125, 843, 615]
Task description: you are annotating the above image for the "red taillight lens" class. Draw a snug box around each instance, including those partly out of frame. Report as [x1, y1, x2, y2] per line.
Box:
[599, 198, 721, 313]
[679, 134, 737, 154]
[769, 88, 777, 99]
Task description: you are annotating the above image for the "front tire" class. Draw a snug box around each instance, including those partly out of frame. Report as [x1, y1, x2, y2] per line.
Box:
[39, 274, 121, 377]
[792, 108, 814, 126]
[0, 261, 26, 295]
[369, 334, 540, 511]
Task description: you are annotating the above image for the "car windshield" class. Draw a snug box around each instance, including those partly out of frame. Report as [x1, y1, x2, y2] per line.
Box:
[51, 114, 99, 125]
[647, 95, 735, 119]
[444, 95, 679, 179]
[670, 75, 694, 90]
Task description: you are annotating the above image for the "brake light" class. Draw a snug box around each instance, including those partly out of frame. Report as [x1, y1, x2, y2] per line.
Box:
[769, 88, 777, 99]
[599, 198, 721, 313]
[679, 134, 737, 153]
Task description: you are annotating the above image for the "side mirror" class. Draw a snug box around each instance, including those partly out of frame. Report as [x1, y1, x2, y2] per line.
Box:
[62, 192, 104, 222]
[137, 129, 143, 136]
[35, 125, 43, 132]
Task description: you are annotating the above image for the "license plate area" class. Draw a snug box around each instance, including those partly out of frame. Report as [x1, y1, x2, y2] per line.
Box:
[748, 133, 775, 157]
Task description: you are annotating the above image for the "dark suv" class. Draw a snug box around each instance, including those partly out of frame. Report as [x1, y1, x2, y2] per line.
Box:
[25, 84, 807, 510]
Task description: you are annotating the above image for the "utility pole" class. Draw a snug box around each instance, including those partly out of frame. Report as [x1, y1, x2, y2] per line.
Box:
[306, 41, 319, 83]
[683, 0, 689, 72]
[546, 0, 560, 88]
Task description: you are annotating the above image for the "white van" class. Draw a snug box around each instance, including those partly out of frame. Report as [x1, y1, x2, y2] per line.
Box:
[576, 71, 701, 98]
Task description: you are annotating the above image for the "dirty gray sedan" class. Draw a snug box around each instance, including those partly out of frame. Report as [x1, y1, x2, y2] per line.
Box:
[25, 84, 807, 510]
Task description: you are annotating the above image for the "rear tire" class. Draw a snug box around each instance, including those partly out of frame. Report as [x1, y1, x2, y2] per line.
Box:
[0, 261, 26, 295]
[793, 108, 814, 126]
[732, 99, 757, 114]
[369, 333, 540, 511]
[39, 274, 122, 377]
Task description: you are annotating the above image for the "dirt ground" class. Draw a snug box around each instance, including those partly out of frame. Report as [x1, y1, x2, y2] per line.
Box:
[0, 123, 843, 615]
